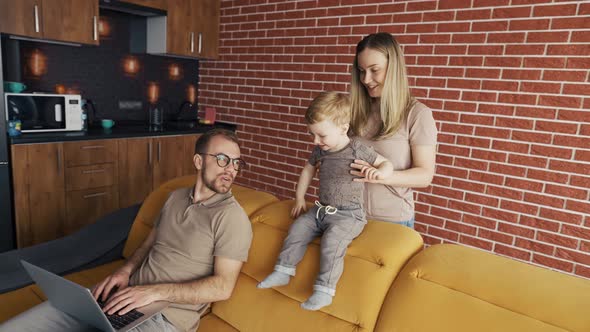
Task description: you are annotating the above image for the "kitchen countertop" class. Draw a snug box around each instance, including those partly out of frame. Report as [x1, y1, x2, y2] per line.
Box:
[9, 121, 237, 144]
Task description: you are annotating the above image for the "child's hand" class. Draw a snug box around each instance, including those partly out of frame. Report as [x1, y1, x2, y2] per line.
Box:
[291, 199, 307, 219]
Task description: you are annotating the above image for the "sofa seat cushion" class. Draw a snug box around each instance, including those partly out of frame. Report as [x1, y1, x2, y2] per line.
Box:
[123, 176, 278, 258]
[199, 313, 238, 331]
[231, 184, 279, 216]
[0, 285, 44, 322]
[212, 200, 424, 332]
[375, 244, 590, 332]
[0, 260, 126, 322]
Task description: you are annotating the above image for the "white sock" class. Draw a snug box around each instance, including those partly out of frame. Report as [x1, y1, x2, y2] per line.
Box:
[257, 271, 291, 289]
[301, 291, 333, 311]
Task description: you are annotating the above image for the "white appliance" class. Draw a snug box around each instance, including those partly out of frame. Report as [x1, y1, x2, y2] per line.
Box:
[4, 93, 83, 132]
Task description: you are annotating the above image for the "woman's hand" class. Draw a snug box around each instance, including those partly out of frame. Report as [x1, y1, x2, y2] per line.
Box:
[291, 198, 307, 219]
[351, 159, 388, 183]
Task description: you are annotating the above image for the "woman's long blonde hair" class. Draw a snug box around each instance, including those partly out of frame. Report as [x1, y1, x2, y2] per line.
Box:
[350, 33, 414, 140]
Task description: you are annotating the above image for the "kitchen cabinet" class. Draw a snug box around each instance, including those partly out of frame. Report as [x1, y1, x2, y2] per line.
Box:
[152, 136, 186, 188]
[12, 133, 201, 247]
[65, 186, 119, 234]
[0, 0, 99, 45]
[42, 0, 99, 45]
[0, 0, 42, 39]
[63, 139, 119, 235]
[11, 143, 66, 248]
[118, 134, 198, 207]
[163, 0, 192, 57]
[183, 133, 199, 175]
[193, 0, 220, 59]
[147, 0, 220, 59]
[118, 137, 153, 207]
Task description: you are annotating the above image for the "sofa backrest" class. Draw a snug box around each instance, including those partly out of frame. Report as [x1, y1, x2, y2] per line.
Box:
[211, 200, 424, 332]
[122, 176, 279, 258]
[375, 244, 590, 332]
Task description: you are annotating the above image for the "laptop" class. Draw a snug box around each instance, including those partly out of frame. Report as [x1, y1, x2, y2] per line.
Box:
[21, 260, 169, 332]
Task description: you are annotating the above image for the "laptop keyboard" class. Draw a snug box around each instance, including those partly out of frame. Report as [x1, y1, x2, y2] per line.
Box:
[97, 299, 145, 329]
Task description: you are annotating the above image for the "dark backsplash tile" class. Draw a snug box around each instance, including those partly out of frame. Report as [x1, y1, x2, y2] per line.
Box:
[16, 9, 199, 123]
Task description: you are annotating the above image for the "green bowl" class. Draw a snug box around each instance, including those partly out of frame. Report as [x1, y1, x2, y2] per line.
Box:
[4, 81, 27, 93]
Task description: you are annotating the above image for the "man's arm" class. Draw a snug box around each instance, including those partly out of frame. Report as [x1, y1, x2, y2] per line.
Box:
[92, 228, 157, 301]
[161, 256, 243, 303]
[103, 255, 243, 315]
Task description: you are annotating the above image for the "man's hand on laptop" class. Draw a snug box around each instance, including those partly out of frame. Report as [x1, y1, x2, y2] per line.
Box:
[92, 268, 131, 302]
[101, 284, 163, 315]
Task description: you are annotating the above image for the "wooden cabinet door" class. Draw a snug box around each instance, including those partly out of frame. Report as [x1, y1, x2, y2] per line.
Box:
[64, 139, 118, 167]
[0, 0, 42, 38]
[42, 0, 99, 45]
[152, 136, 185, 189]
[65, 186, 118, 235]
[193, 0, 219, 59]
[183, 134, 200, 176]
[119, 0, 167, 10]
[11, 145, 31, 248]
[12, 143, 66, 248]
[118, 137, 153, 208]
[166, 0, 192, 56]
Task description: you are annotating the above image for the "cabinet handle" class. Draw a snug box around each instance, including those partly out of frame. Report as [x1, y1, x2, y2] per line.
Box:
[157, 141, 161, 163]
[93, 16, 98, 41]
[34, 5, 40, 33]
[148, 141, 152, 165]
[82, 169, 105, 174]
[190, 32, 194, 53]
[56, 147, 62, 173]
[198, 32, 202, 54]
[81, 145, 104, 149]
[83, 192, 107, 199]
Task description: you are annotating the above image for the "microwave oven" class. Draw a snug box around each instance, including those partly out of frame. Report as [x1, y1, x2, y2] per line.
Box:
[4, 93, 83, 132]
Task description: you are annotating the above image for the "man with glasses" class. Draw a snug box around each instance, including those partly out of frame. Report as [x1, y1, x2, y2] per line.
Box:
[1, 129, 252, 332]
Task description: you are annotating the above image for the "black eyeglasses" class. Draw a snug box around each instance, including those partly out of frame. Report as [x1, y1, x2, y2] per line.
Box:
[198, 153, 246, 171]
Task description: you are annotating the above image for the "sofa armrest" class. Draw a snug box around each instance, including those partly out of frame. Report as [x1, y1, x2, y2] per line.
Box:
[375, 244, 590, 332]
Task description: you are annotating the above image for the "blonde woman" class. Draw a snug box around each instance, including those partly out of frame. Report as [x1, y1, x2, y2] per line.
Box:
[350, 33, 438, 228]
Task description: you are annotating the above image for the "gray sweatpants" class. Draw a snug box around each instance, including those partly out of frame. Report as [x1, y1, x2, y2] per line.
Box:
[0, 301, 179, 332]
[275, 204, 366, 296]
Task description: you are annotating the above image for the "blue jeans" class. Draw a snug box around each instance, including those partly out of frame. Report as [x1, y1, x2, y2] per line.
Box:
[394, 217, 415, 229]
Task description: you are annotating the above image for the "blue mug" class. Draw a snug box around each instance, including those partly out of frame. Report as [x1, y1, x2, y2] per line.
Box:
[4, 82, 27, 93]
[101, 119, 115, 129]
[7, 119, 22, 137]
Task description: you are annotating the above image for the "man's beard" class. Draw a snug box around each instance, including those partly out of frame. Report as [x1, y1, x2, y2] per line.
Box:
[201, 163, 232, 194]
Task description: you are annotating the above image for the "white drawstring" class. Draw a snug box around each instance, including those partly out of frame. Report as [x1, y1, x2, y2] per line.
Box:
[315, 200, 338, 219]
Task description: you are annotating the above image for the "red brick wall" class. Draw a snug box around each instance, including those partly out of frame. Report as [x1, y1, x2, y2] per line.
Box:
[199, 0, 590, 278]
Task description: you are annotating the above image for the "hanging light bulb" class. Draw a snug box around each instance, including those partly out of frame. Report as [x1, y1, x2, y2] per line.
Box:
[55, 84, 66, 94]
[28, 49, 47, 77]
[147, 82, 160, 104]
[168, 63, 182, 80]
[187, 84, 196, 104]
[122, 56, 140, 75]
[98, 18, 111, 37]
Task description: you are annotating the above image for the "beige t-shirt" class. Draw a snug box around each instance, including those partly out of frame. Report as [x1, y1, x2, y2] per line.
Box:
[129, 187, 252, 332]
[357, 101, 437, 223]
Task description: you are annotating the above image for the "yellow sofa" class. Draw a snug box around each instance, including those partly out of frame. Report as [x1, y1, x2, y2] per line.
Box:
[1, 176, 589, 332]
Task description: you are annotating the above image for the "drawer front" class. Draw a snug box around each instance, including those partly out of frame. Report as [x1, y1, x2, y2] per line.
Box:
[66, 163, 117, 191]
[64, 139, 118, 167]
[65, 186, 119, 235]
